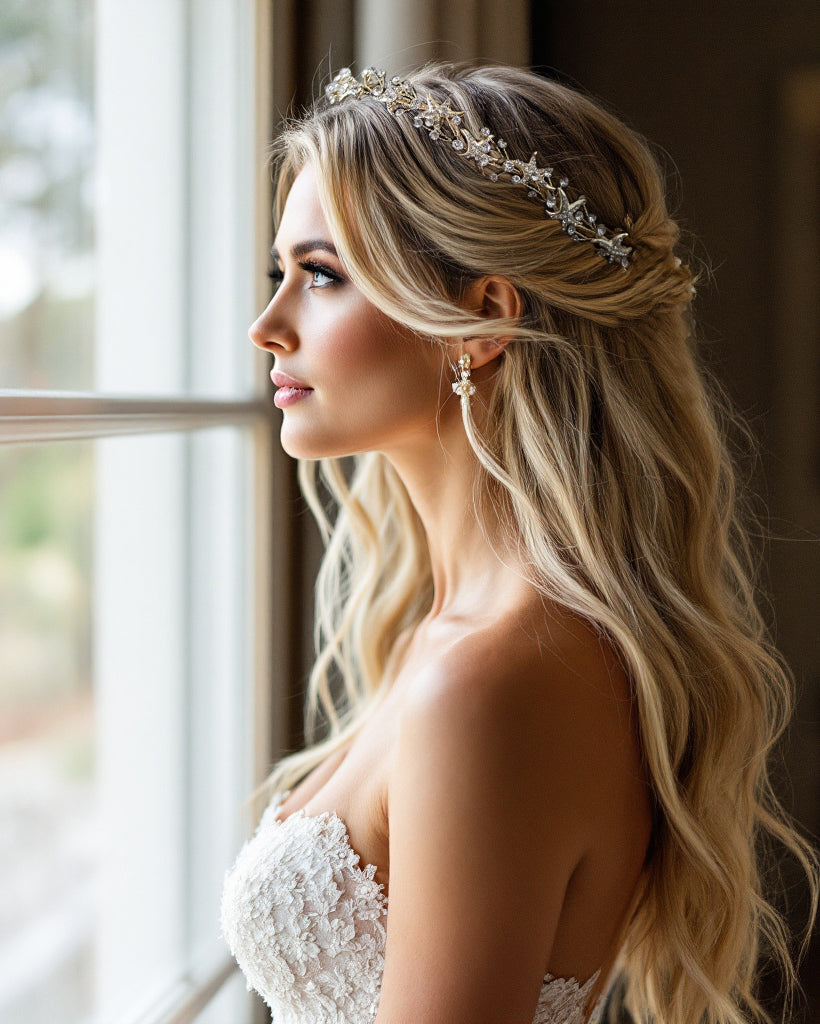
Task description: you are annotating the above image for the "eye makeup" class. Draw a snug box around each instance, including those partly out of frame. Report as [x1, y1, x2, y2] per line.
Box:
[267, 259, 344, 289]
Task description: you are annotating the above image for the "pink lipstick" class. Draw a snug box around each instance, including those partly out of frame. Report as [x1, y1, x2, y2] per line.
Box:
[271, 369, 313, 408]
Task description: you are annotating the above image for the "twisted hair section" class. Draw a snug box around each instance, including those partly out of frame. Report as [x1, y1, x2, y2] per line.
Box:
[249, 62, 817, 1024]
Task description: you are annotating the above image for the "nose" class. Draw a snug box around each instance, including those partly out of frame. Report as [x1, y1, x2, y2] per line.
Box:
[247, 296, 298, 353]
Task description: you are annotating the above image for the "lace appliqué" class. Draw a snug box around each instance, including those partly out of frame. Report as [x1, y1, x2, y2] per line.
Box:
[534, 970, 605, 1024]
[221, 801, 387, 1024]
[221, 796, 606, 1024]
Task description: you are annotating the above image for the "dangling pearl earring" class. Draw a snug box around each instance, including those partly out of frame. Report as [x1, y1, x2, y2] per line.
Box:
[451, 353, 476, 405]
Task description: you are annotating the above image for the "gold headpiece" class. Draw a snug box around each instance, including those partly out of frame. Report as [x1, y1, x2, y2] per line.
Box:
[326, 67, 633, 269]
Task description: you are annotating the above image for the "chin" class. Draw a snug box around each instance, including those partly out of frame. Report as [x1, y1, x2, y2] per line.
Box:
[279, 431, 321, 461]
[278, 422, 356, 462]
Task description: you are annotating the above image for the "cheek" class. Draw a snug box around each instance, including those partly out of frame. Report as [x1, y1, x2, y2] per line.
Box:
[321, 313, 440, 409]
[278, 305, 449, 460]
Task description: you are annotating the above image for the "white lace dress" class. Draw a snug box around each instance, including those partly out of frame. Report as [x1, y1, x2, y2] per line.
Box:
[220, 796, 607, 1024]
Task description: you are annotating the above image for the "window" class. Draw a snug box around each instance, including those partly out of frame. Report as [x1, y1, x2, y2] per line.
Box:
[0, 3, 279, 1022]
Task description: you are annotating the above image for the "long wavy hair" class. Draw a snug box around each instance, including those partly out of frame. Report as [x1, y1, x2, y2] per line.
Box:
[249, 62, 817, 1024]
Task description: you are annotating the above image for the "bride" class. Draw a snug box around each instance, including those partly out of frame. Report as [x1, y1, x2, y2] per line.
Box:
[221, 62, 817, 1024]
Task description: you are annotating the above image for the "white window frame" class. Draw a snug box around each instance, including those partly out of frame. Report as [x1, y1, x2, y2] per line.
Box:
[0, 1, 287, 1021]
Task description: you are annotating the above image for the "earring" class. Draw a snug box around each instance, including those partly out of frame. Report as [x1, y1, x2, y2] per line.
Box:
[451, 353, 476, 404]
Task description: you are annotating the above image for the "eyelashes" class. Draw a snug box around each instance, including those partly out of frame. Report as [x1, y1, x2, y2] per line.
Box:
[267, 259, 343, 289]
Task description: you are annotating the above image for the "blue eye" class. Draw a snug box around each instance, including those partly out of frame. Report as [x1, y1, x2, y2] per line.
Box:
[310, 268, 334, 287]
[301, 260, 341, 288]
[265, 259, 343, 292]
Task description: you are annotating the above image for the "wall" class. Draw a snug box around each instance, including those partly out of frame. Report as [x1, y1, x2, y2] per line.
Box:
[533, 2, 820, 1017]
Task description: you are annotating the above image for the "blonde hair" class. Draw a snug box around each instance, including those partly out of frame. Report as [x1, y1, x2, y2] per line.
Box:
[250, 62, 818, 1023]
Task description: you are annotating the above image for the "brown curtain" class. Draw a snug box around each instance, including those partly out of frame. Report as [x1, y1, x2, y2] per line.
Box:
[272, 0, 530, 113]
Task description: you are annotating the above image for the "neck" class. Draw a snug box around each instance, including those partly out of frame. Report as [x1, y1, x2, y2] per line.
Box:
[380, 410, 527, 622]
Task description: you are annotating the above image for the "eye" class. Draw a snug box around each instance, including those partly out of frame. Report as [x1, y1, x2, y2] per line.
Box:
[267, 265, 284, 293]
[309, 268, 334, 287]
[300, 260, 342, 289]
[265, 259, 343, 293]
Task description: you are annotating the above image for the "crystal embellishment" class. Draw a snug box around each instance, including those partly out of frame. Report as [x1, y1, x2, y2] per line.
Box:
[325, 67, 633, 268]
[451, 353, 476, 402]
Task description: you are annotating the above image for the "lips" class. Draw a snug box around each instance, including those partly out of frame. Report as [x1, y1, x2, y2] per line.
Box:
[271, 370, 312, 390]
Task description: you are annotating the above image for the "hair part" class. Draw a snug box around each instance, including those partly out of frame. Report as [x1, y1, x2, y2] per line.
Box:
[249, 61, 818, 1024]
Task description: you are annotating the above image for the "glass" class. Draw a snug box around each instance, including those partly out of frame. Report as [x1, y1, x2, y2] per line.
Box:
[0, 441, 94, 1023]
[0, 2, 95, 392]
[0, 428, 255, 1024]
[0, 1, 258, 398]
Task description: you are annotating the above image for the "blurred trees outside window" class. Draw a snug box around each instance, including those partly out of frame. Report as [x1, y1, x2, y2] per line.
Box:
[0, 2, 272, 1023]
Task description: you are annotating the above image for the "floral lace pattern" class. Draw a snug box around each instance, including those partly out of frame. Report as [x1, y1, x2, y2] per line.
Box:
[220, 797, 605, 1024]
[535, 971, 604, 1024]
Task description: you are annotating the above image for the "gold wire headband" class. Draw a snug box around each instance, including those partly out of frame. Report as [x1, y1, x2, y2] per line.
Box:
[325, 67, 633, 269]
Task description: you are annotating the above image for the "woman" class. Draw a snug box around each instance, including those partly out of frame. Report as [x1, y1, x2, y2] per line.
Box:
[221, 63, 817, 1024]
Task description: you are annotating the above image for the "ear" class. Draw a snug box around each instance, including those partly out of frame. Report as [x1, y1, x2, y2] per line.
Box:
[457, 275, 523, 370]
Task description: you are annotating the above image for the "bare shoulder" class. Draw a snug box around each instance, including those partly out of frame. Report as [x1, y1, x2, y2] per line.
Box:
[424, 601, 628, 702]
[378, 602, 647, 1022]
[394, 599, 643, 843]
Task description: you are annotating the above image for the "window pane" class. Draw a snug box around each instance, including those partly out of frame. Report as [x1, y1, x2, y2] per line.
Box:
[0, 428, 256, 1024]
[0, 441, 94, 1023]
[195, 969, 258, 1024]
[0, 2, 94, 392]
[0, 1, 261, 398]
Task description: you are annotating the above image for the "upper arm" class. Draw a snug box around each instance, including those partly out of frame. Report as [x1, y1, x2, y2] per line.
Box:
[375, 636, 603, 1024]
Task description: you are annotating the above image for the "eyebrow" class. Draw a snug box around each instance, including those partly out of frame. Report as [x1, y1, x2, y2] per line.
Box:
[269, 239, 339, 262]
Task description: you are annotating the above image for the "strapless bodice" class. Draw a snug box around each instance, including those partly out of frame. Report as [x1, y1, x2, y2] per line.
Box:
[220, 797, 606, 1024]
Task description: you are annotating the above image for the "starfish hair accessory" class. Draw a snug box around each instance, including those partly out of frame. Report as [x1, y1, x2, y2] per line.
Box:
[325, 67, 633, 269]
